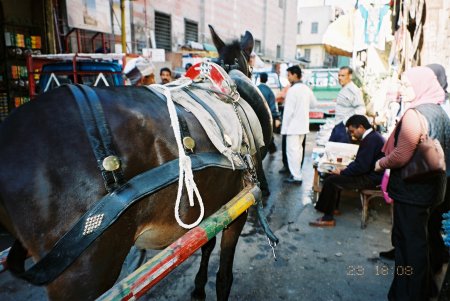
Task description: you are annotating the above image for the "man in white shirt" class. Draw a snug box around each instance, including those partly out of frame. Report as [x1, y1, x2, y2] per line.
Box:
[329, 66, 366, 143]
[281, 65, 318, 184]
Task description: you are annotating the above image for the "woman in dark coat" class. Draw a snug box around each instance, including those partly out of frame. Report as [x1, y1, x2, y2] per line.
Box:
[375, 66, 449, 300]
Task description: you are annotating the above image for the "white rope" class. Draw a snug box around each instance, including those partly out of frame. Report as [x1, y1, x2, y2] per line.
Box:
[151, 81, 204, 229]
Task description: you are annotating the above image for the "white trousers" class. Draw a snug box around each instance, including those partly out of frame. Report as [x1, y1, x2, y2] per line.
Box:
[286, 134, 305, 180]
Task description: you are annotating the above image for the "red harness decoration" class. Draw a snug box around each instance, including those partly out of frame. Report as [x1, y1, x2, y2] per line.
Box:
[185, 62, 234, 96]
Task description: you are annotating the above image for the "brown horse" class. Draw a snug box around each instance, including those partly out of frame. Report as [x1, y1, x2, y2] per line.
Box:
[0, 26, 272, 300]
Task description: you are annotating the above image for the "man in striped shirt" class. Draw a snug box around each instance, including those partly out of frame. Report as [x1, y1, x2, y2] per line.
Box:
[329, 66, 366, 143]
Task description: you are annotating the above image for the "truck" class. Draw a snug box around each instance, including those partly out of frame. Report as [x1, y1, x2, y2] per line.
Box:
[27, 53, 126, 99]
[303, 68, 340, 124]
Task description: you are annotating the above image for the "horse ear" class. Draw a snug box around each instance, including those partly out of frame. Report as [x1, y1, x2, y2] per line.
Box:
[240, 31, 254, 58]
[209, 25, 225, 53]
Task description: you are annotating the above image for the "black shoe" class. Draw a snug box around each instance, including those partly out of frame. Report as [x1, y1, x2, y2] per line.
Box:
[284, 176, 302, 185]
[278, 167, 289, 174]
[379, 248, 395, 260]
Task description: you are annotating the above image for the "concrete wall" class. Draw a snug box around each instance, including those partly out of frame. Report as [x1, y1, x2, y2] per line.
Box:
[421, 0, 450, 69]
[131, 0, 298, 61]
[297, 44, 326, 67]
[296, 5, 333, 45]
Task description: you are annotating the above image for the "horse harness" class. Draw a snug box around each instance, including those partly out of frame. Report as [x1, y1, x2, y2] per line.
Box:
[7, 65, 278, 285]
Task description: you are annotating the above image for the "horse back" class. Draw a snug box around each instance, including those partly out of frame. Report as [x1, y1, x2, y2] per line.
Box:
[0, 85, 221, 252]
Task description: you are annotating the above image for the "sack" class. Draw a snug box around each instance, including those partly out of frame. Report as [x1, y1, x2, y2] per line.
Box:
[381, 169, 393, 204]
[400, 110, 446, 182]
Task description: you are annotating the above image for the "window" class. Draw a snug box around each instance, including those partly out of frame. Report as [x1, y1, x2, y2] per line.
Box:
[311, 22, 318, 34]
[254, 39, 261, 54]
[304, 48, 311, 60]
[184, 19, 198, 44]
[155, 12, 171, 51]
[276, 45, 281, 58]
[297, 22, 302, 34]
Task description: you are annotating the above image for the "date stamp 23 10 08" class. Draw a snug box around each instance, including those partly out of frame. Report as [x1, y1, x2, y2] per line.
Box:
[346, 265, 414, 277]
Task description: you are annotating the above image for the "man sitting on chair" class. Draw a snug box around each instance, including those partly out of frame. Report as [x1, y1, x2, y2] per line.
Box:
[309, 115, 385, 227]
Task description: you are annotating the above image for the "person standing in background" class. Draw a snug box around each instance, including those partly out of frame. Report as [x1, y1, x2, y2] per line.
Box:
[425, 63, 450, 276]
[281, 65, 317, 184]
[427, 63, 449, 118]
[159, 67, 172, 84]
[329, 66, 366, 143]
[277, 83, 291, 174]
[258, 72, 281, 153]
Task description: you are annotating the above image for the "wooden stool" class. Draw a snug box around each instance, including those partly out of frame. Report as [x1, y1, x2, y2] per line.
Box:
[312, 166, 322, 203]
[359, 189, 384, 229]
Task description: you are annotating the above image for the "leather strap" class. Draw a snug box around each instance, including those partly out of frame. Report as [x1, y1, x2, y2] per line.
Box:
[145, 86, 193, 152]
[7, 152, 243, 285]
[67, 84, 125, 192]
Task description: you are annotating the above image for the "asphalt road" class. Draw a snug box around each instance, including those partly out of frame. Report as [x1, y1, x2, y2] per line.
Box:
[1, 131, 446, 300]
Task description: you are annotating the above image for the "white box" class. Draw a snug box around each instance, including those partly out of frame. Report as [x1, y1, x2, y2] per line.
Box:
[142, 48, 166, 62]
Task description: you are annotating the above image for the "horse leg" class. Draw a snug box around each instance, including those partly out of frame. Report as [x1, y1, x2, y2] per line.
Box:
[191, 236, 217, 301]
[216, 211, 248, 301]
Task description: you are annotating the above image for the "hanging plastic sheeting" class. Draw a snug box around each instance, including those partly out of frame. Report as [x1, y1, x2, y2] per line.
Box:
[354, 1, 392, 52]
[323, 13, 354, 58]
[323, 1, 392, 57]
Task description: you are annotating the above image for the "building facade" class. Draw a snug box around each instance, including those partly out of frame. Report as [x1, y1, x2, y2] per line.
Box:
[130, 0, 298, 62]
[296, 5, 339, 68]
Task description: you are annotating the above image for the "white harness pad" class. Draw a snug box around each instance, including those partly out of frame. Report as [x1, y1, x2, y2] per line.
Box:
[148, 62, 264, 229]
[151, 76, 264, 167]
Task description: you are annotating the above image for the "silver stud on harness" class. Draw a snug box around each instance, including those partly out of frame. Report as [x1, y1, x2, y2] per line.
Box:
[82, 214, 105, 236]
[102, 156, 120, 171]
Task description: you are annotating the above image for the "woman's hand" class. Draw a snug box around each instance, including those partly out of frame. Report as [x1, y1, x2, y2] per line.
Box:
[375, 160, 383, 172]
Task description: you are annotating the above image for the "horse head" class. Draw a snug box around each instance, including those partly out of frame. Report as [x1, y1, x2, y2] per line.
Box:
[209, 25, 254, 78]
[209, 25, 272, 157]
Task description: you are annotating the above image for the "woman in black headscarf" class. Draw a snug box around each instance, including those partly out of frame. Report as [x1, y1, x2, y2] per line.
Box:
[426, 64, 450, 278]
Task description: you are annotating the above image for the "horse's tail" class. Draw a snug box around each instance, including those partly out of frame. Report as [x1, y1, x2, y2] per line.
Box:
[229, 69, 273, 158]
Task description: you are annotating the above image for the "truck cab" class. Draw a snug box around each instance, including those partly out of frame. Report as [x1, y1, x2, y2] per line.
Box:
[303, 68, 340, 124]
[27, 53, 125, 99]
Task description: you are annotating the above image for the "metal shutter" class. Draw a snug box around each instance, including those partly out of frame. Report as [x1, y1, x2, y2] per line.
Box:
[155, 12, 171, 51]
[184, 20, 198, 43]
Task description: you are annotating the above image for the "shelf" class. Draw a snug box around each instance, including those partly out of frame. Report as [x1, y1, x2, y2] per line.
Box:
[1, 22, 45, 119]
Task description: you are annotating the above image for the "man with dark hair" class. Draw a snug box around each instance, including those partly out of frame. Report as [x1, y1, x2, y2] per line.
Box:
[310, 114, 385, 227]
[329, 66, 366, 143]
[281, 65, 317, 184]
[159, 67, 172, 84]
[258, 72, 281, 153]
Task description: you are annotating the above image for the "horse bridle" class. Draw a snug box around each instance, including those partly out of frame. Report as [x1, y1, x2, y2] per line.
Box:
[215, 50, 252, 78]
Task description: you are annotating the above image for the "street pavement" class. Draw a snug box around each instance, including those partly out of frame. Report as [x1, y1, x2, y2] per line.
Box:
[0, 131, 446, 300]
[144, 132, 395, 301]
